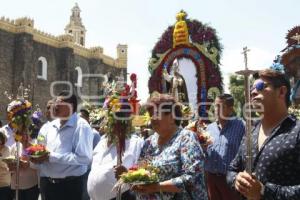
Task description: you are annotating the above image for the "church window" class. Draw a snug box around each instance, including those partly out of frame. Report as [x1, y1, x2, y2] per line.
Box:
[37, 56, 47, 80]
[75, 66, 82, 87]
[80, 37, 84, 45]
[69, 30, 72, 33]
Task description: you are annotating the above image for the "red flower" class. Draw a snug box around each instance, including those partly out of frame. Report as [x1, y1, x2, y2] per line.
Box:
[129, 164, 138, 171]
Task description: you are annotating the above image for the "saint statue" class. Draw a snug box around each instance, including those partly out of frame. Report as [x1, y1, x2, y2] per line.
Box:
[163, 59, 189, 103]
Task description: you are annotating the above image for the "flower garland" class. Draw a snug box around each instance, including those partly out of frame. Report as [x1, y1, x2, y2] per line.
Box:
[102, 74, 139, 155]
[148, 10, 223, 104]
[150, 17, 222, 65]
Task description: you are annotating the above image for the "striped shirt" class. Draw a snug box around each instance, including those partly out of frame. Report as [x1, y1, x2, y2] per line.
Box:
[204, 118, 245, 174]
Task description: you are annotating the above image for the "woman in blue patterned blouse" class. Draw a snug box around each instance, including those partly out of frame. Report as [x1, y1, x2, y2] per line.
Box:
[116, 93, 208, 200]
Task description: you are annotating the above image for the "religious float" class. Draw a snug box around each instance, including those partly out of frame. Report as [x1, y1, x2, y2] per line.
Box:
[148, 11, 223, 117]
[281, 26, 300, 105]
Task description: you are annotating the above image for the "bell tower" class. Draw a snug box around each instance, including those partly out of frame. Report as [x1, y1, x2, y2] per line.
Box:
[65, 3, 86, 46]
[116, 44, 128, 68]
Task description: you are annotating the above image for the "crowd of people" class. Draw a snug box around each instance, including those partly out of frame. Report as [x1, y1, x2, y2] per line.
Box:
[0, 69, 300, 200]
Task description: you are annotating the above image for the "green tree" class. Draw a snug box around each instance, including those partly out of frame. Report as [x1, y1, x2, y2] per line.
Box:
[229, 74, 245, 117]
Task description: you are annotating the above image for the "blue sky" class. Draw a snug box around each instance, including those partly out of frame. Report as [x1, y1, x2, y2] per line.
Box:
[1, 0, 299, 102]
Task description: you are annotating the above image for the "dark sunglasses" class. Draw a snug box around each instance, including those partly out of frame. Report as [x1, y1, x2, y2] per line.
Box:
[251, 80, 270, 92]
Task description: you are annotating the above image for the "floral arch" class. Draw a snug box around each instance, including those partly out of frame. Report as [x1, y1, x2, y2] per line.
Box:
[148, 11, 223, 116]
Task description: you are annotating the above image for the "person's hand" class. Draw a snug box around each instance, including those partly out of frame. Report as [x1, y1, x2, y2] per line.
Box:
[20, 159, 29, 169]
[132, 183, 160, 194]
[29, 152, 49, 164]
[113, 165, 128, 180]
[235, 171, 262, 200]
[246, 174, 263, 200]
[4, 156, 30, 171]
[6, 161, 17, 171]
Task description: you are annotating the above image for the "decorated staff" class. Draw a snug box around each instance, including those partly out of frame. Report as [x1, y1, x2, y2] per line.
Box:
[103, 73, 138, 200]
[236, 47, 256, 173]
[5, 83, 32, 200]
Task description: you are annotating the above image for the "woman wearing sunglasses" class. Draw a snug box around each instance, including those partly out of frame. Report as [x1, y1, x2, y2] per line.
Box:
[227, 69, 300, 200]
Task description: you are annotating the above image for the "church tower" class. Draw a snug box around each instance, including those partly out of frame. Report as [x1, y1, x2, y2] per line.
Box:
[116, 44, 128, 68]
[65, 3, 86, 46]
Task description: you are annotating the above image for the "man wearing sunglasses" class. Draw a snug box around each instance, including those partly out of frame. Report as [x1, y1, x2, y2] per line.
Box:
[227, 69, 300, 200]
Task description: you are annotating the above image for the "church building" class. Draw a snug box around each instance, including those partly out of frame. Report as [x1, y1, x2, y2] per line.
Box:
[0, 3, 127, 120]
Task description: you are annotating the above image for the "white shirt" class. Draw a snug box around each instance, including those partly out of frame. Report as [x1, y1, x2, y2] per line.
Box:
[87, 134, 144, 200]
[10, 143, 38, 189]
[0, 145, 11, 187]
[38, 113, 94, 178]
[0, 124, 14, 148]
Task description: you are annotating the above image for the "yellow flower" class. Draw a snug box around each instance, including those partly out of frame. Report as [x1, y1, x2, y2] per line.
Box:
[11, 122, 18, 129]
[14, 134, 22, 142]
[109, 98, 121, 112]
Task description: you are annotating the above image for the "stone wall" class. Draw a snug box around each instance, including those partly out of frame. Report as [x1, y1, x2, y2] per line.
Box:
[0, 29, 14, 118]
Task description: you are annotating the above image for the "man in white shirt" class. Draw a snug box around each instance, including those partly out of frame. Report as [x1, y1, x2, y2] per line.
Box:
[0, 123, 14, 148]
[87, 134, 143, 200]
[31, 91, 93, 200]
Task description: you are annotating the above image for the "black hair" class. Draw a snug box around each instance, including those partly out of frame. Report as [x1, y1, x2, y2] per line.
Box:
[146, 93, 182, 126]
[80, 109, 90, 118]
[0, 130, 6, 145]
[58, 90, 77, 113]
[217, 93, 234, 107]
[259, 69, 291, 107]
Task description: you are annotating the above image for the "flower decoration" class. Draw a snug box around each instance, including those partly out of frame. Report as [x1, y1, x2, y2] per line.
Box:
[181, 105, 194, 120]
[102, 74, 140, 156]
[148, 11, 223, 116]
[28, 110, 43, 139]
[82, 101, 106, 127]
[132, 112, 150, 127]
[113, 161, 159, 193]
[7, 99, 32, 141]
[289, 105, 300, 119]
[120, 164, 159, 184]
[25, 144, 49, 158]
[186, 119, 213, 145]
[109, 97, 122, 112]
